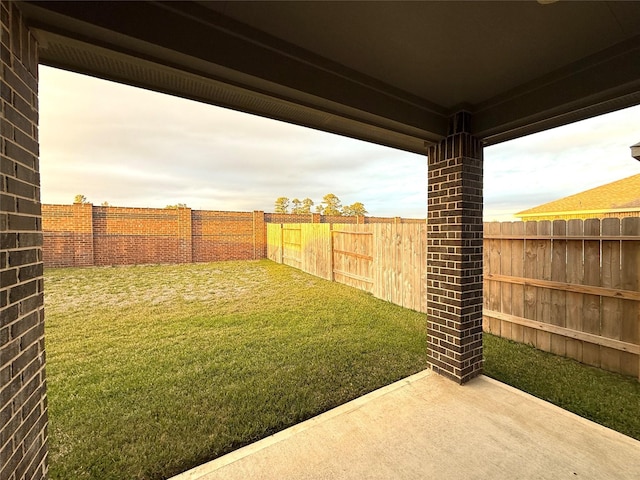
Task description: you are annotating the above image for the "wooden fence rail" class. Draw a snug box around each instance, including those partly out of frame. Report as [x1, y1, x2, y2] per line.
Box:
[267, 223, 427, 313]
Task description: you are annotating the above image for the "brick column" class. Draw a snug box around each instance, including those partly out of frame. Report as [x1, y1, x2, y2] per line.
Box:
[253, 210, 266, 259]
[176, 207, 192, 263]
[426, 112, 484, 384]
[73, 202, 94, 266]
[0, 2, 48, 479]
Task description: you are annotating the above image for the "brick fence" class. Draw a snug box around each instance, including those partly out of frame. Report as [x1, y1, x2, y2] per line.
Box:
[42, 204, 424, 267]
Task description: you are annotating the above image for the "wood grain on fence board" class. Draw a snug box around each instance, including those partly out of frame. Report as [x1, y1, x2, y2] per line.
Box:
[510, 221, 525, 343]
[536, 221, 552, 353]
[485, 222, 501, 335]
[565, 219, 584, 362]
[601, 218, 622, 373]
[282, 225, 302, 268]
[523, 221, 538, 347]
[500, 222, 514, 340]
[550, 219, 567, 356]
[582, 218, 602, 367]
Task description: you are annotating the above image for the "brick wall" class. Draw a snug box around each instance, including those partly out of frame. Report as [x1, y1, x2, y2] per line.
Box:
[192, 210, 258, 263]
[92, 206, 187, 266]
[41, 203, 93, 267]
[42, 205, 424, 268]
[1, 2, 49, 479]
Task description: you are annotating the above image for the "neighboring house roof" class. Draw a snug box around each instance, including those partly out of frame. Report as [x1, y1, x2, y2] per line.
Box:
[516, 173, 640, 219]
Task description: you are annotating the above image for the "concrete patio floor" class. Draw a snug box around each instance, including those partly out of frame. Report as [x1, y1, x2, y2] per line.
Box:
[171, 369, 640, 480]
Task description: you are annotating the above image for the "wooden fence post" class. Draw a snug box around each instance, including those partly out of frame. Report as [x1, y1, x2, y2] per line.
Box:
[280, 223, 284, 264]
[329, 223, 334, 281]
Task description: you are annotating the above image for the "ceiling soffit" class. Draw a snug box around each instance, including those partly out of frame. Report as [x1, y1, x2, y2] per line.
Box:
[19, 1, 640, 153]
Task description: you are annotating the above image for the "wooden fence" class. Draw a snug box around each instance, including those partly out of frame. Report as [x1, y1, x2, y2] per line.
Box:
[267, 223, 427, 313]
[483, 218, 640, 379]
[268, 219, 640, 379]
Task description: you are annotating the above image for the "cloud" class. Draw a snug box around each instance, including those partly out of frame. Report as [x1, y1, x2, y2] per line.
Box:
[39, 66, 640, 220]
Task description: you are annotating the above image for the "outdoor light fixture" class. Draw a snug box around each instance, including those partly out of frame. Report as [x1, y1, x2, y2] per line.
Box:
[632, 141, 640, 161]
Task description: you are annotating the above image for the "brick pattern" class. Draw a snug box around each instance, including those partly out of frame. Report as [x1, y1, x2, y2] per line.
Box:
[1, 2, 48, 479]
[42, 206, 424, 267]
[41, 204, 92, 267]
[93, 206, 188, 266]
[192, 210, 259, 263]
[426, 113, 484, 384]
[72, 203, 93, 266]
[176, 207, 192, 263]
[252, 210, 266, 259]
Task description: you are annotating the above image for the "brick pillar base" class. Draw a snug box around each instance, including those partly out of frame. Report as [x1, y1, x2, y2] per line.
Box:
[426, 112, 484, 384]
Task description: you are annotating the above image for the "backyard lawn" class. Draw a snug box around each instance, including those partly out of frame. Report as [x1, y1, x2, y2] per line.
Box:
[44, 260, 429, 480]
[44, 260, 640, 480]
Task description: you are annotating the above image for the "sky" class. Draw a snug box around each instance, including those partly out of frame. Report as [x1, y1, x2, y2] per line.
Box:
[39, 66, 640, 221]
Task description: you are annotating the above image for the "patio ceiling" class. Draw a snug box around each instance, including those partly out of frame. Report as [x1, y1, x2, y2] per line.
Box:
[19, 0, 640, 154]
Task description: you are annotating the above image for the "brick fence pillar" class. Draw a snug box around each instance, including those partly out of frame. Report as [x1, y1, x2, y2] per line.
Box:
[73, 202, 94, 266]
[0, 2, 48, 479]
[253, 210, 266, 259]
[426, 111, 483, 384]
[311, 213, 320, 223]
[177, 207, 192, 263]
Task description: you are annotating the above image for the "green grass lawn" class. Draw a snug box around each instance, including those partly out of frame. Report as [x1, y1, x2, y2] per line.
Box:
[44, 260, 429, 480]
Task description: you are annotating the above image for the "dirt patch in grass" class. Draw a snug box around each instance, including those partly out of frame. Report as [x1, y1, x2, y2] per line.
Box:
[45, 262, 274, 309]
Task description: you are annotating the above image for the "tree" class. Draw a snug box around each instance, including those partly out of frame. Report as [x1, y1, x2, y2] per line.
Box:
[274, 197, 290, 214]
[166, 203, 188, 209]
[279, 194, 364, 216]
[301, 197, 314, 214]
[291, 197, 314, 214]
[317, 193, 342, 216]
[342, 202, 368, 217]
[73, 194, 89, 204]
[101, 201, 110, 207]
